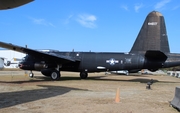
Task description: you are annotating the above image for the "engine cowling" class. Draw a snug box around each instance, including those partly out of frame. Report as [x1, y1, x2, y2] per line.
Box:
[34, 63, 58, 70]
[34, 63, 47, 70]
[19, 61, 57, 71]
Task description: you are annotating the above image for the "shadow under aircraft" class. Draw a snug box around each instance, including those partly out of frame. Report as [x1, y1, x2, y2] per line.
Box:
[0, 85, 87, 109]
[1, 11, 180, 80]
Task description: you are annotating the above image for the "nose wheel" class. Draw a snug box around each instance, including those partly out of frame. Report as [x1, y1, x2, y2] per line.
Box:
[29, 71, 34, 78]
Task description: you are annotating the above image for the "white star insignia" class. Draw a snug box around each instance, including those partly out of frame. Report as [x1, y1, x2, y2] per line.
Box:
[106, 58, 119, 65]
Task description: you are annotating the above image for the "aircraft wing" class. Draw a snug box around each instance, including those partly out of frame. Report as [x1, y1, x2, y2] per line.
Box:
[0, 0, 34, 10]
[0, 41, 76, 64]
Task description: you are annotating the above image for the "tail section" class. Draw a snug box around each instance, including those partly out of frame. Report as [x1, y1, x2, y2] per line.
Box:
[130, 11, 170, 53]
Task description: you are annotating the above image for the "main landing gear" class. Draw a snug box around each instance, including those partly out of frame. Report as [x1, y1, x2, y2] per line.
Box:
[30, 70, 61, 81]
[50, 70, 61, 80]
[29, 65, 61, 81]
[50, 65, 61, 80]
[29, 69, 88, 81]
[80, 71, 88, 79]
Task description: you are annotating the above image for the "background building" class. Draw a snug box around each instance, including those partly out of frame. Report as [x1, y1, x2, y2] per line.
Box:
[0, 49, 25, 68]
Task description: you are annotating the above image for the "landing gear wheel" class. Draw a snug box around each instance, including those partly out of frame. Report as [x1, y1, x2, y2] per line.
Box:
[51, 70, 60, 80]
[29, 72, 34, 78]
[80, 72, 88, 79]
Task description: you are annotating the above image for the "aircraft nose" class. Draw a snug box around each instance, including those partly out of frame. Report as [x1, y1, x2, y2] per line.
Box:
[18, 63, 23, 68]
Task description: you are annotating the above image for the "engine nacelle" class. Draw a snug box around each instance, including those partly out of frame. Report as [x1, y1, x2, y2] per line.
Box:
[34, 63, 47, 70]
[34, 63, 57, 71]
[19, 61, 57, 71]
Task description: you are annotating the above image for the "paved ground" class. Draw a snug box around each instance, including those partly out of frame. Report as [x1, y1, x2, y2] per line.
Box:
[0, 71, 179, 113]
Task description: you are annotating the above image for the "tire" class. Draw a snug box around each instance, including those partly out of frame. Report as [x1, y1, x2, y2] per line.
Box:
[51, 70, 60, 80]
[29, 72, 34, 78]
[80, 72, 88, 79]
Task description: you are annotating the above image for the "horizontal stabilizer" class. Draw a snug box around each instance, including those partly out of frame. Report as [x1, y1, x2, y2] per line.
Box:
[145, 50, 167, 61]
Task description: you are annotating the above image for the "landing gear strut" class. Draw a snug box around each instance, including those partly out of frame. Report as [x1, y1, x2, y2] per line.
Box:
[80, 72, 88, 79]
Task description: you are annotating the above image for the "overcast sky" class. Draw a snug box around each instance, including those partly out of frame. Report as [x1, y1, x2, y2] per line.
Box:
[1, 0, 180, 52]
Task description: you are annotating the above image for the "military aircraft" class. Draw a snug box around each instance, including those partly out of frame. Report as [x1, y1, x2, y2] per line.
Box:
[0, 11, 180, 80]
[0, 0, 33, 10]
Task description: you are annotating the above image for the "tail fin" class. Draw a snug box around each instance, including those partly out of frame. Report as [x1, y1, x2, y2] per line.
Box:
[130, 11, 170, 53]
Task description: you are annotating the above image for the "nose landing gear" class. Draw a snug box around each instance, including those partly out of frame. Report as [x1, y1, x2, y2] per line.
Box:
[29, 71, 34, 78]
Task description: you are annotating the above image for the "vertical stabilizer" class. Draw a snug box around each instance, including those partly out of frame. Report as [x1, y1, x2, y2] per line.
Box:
[130, 11, 170, 53]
